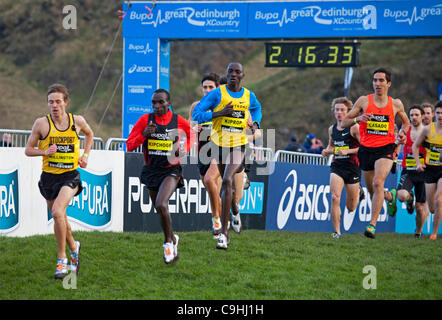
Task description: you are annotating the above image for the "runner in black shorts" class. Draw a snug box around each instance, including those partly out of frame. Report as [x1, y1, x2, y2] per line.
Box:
[188, 73, 223, 237]
[384, 105, 429, 238]
[342, 68, 410, 239]
[322, 97, 361, 238]
[127, 89, 195, 263]
[25, 83, 94, 279]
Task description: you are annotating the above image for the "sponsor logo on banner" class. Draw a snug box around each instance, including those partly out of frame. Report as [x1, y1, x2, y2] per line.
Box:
[266, 164, 392, 233]
[128, 176, 212, 214]
[128, 42, 154, 55]
[130, 7, 241, 28]
[128, 85, 153, 94]
[127, 105, 153, 114]
[128, 64, 153, 74]
[0, 169, 19, 233]
[238, 182, 264, 214]
[254, 4, 377, 30]
[384, 3, 442, 25]
[47, 169, 112, 229]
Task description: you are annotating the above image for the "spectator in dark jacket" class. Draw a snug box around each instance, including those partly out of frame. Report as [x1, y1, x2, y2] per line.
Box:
[284, 134, 306, 153]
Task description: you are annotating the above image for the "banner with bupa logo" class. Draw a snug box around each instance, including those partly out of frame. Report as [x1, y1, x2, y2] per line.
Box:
[0, 169, 19, 233]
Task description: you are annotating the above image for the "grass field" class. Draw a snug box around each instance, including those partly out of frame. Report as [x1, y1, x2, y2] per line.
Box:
[0, 230, 440, 300]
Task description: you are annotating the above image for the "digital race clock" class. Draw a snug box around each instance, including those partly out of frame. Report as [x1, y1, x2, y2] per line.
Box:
[265, 42, 360, 67]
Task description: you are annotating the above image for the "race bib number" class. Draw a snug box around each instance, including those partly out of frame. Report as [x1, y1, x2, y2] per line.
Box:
[366, 115, 389, 136]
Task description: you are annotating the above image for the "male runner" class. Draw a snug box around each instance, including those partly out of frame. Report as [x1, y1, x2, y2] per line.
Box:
[342, 67, 410, 238]
[422, 102, 434, 126]
[192, 62, 262, 249]
[413, 100, 442, 240]
[127, 89, 195, 263]
[322, 97, 361, 238]
[188, 73, 222, 237]
[25, 83, 94, 279]
[384, 105, 430, 238]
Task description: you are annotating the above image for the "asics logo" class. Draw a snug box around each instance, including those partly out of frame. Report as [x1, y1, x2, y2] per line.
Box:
[276, 170, 331, 229]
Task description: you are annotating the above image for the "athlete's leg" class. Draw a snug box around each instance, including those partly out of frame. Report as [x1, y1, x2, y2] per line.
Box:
[345, 182, 360, 212]
[431, 178, 442, 238]
[330, 173, 345, 235]
[152, 176, 179, 244]
[415, 202, 429, 235]
[369, 158, 393, 227]
[49, 185, 79, 259]
[202, 159, 221, 220]
[232, 169, 245, 214]
[425, 183, 437, 214]
[219, 150, 245, 238]
[363, 170, 375, 199]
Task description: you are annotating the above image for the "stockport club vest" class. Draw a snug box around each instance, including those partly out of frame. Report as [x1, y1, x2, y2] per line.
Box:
[211, 85, 250, 148]
[39, 113, 80, 174]
[143, 112, 179, 168]
[423, 122, 442, 167]
[359, 94, 396, 148]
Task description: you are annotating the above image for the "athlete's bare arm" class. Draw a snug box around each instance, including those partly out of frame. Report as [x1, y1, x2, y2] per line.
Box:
[351, 123, 361, 144]
[24, 117, 55, 157]
[393, 98, 410, 144]
[188, 101, 201, 132]
[321, 125, 334, 157]
[341, 96, 371, 128]
[413, 125, 430, 172]
[74, 115, 94, 168]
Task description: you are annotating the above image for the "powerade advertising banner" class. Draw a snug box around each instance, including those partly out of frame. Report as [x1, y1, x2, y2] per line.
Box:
[123, 153, 267, 232]
[122, 1, 442, 39]
[0, 169, 19, 234]
[47, 168, 112, 229]
[265, 162, 397, 234]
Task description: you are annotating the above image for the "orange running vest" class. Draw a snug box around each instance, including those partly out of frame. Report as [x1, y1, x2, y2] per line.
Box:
[359, 94, 396, 148]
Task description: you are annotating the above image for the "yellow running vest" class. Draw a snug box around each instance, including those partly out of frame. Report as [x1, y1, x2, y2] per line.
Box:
[39, 113, 80, 174]
[424, 122, 442, 166]
[211, 85, 250, 148]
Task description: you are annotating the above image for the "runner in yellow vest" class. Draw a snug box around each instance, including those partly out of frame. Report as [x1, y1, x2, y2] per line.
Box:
[192, 62, 262, 249]
[413, 100, 442, 240]
[25, 84, 94, 278]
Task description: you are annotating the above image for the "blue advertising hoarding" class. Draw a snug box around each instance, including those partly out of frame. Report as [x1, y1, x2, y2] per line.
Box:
[122, 0, 441, 137]
[123, 1, 442, 39]
[265, 162, 397, 233]
[0, 169, 19, 233]
[47, 168, 112, 229]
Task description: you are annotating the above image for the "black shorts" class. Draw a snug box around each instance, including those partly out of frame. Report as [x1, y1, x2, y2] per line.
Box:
[397, 169, 426, 203]
[358, 143, 396, 171]
[424, 165, 442, 184]
[38, 170, 83, 201]
[140, 165, 184, 192]
[330, 162, 361, 184]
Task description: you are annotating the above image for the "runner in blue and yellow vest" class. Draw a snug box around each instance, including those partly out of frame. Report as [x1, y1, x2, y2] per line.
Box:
[192, 62, 262, 250]
[413, 100, 442, 240]
[25, 83, 94, 279]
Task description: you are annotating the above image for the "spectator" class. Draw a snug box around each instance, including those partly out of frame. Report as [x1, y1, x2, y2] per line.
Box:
[302, 133, 324, 154]
[284, 134, 306, 153]
[1, 133, 13, 147]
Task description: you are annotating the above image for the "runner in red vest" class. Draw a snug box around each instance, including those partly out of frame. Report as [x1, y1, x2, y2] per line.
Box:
[342, 68, 410, 238]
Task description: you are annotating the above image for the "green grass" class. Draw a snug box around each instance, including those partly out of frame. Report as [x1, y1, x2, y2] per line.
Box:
[0, 230, 440, 300]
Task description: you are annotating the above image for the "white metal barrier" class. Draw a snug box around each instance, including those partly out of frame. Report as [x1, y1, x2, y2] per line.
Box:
[274, 149, 330, 166]
[0, 129, 104, 150]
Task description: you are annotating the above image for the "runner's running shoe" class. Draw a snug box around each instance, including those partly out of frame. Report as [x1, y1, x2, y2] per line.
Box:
[212, 217, 222, 238]
[173, 234, 179, 261]
[387, 189, 397, 217]
[231, 212, 242, 234]
[54, 258, 68, 280]
[364, 225, 376, 239]
[332, 232, 342, 239]
[70, 241, 81, 275]
[216, 233, 229, 250]
[429, 234, 437, 240]
[163, 242, 175, 264]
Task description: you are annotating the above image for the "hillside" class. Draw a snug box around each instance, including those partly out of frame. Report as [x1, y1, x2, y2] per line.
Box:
[0, 0, 441, 149]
